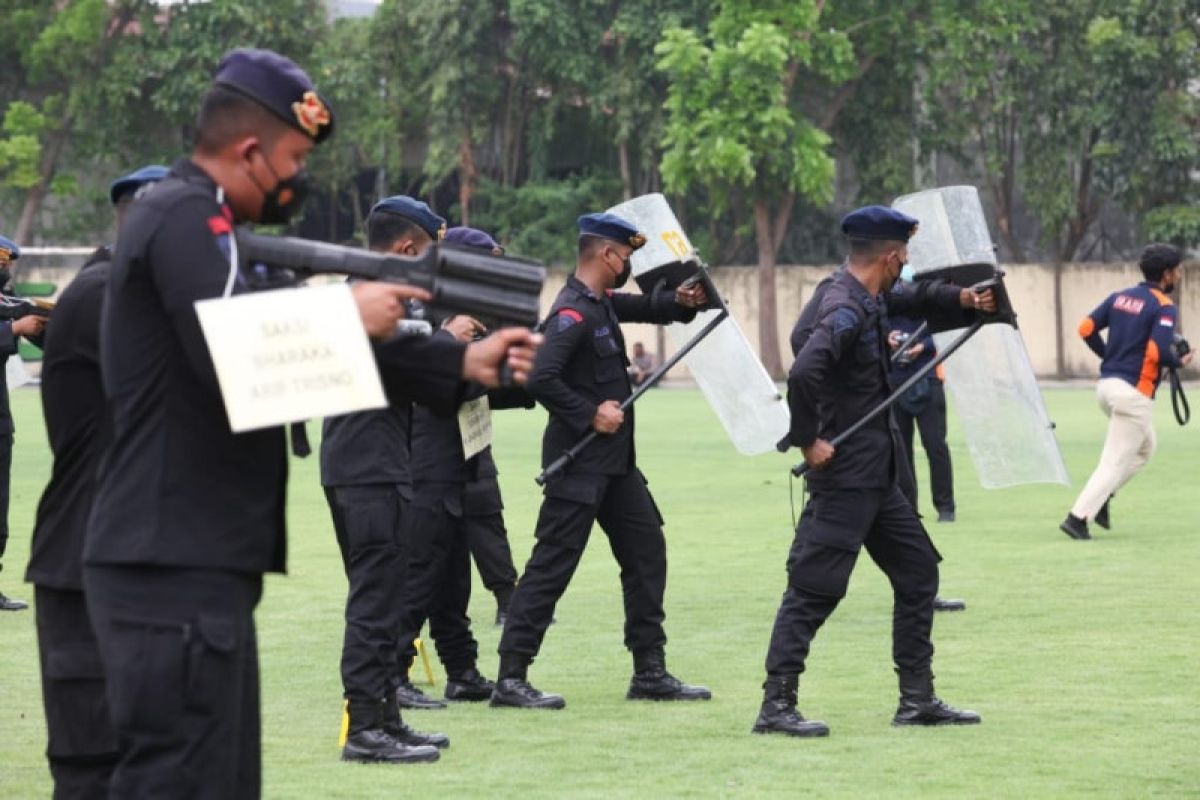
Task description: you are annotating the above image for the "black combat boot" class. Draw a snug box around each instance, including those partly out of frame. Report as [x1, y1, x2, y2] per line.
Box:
[341, 699, 440, 764]
[489, 653, 565, 709]
[381, 696, 449, 749]
[395, 678, 447, 710]
[627, 650, 711, 701]
[444, 666, 496, 702]
[891, 669, 981, 727]
[751, 675, 829, 737]
[1094, 497, 1112, 530]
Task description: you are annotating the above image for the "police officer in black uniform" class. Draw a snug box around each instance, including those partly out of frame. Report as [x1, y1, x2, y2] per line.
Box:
[755, 206, 989, 738]
[888, 314, 956, 523]
[84, 49, 541, 795]
[0, 234, 47, 611]
[25, 165, 165, 798]
[446, 226, 522, 627]
[396, 225, 532, 704]
[491, 212, 711, 709]
[320, 195, 456, 751]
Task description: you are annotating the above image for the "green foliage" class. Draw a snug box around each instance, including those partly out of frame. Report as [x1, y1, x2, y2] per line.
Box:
[0, 102, 48, 190]
[656, 2, 845, 209]
[469, 173, 623, 266]
[1143, 205, 1200, 250]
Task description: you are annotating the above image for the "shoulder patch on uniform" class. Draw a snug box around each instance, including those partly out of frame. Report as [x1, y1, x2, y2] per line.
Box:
[556, 308, 583, 331]
[208, 216, 232, 236]
[830, 307, 860, 336]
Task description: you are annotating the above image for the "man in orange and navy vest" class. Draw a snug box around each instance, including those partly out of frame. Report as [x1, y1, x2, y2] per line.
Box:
[1060, 243, 1192, 540]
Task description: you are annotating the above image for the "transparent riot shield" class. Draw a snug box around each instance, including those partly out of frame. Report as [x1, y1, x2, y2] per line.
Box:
[893, 186, 1069, 488]
[607, 194, 790, 455]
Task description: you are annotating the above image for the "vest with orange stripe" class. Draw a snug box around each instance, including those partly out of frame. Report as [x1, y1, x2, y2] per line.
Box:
[1078, 282, 1180, 398]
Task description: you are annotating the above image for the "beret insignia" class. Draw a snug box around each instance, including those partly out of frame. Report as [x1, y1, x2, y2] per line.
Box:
[292, 91, 330, 138]
[629, 233, 647, 249]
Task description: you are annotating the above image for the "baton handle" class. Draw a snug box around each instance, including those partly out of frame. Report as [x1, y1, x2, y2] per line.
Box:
[790, 319, 984, 478]
[535, 309, 730, 486]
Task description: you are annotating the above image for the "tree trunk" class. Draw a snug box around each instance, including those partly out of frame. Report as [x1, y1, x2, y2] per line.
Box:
[458, 128, 477, 226]
[13, 111, 72, 248]
[1052, 260, 1065, 377]
[753, 199, 784, 379]
[617, 139, 633, 201]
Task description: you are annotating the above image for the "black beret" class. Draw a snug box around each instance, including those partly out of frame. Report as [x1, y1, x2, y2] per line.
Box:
[578, 212, 646, 250]
[214, 48, 335, 143]
[841, 205, 919, 242]
[369, 196, 446, 240]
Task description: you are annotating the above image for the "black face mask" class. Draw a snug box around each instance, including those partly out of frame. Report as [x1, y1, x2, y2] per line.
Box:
[0, 268, 10, 289]
[614, 257, 632, 289]
[250, 152, 310, 225]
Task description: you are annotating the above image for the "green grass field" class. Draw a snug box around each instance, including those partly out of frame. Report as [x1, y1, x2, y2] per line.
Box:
[1, 385, 1197, 798]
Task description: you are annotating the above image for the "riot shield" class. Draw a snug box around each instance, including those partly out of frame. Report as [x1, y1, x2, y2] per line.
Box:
[893, 186, 1069, 488]
[606, 194, 790, 455]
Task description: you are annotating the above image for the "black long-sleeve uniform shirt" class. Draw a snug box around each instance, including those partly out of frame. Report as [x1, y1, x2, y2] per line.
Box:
[87, 157, 466, 575]
[786, 269, 971, 490]
[26, 248, 111, 590]
[531, 275, 695, 476]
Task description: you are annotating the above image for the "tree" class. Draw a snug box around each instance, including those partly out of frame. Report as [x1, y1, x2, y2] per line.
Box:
[656, 1, 854, 377]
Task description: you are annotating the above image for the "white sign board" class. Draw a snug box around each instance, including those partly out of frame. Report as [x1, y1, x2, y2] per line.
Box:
[5, 356, 31, 391]
[458, 396, 493, 460]
[195, 284, 387, 432]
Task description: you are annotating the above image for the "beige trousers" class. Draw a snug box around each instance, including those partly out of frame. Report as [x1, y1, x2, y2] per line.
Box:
[1071, 378, 1157, 520]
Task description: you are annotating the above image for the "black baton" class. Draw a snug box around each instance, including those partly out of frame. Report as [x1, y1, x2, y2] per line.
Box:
[791, 318, 984, 478]
[536, 309, 729, 486]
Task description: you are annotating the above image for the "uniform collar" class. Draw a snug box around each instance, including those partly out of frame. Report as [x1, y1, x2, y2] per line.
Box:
[171, 156, 217, 187]
[566, 274, 603, 302]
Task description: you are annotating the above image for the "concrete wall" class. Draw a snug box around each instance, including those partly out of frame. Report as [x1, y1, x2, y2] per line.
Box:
[537, 261, 1198, 379]
[21, 258, 1197, 379]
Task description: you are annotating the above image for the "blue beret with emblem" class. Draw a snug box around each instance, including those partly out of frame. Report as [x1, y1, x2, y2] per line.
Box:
[369, 196, 447, 240]
[578, 212, 646, 250]
[213, 48, 335, 143]
[841, 205, 918, 242]
[445, 226, 502, 253]
[109, 165, 169, 205]
[0, 235, 19, 262]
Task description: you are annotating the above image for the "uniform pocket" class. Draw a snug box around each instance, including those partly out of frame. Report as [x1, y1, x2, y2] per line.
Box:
[43, 641, 117, 756]
[341, 491, 402, 549]
[183, 613, 240, 715]
[593, 335, 625, 383]
[106, 616, 187, 734]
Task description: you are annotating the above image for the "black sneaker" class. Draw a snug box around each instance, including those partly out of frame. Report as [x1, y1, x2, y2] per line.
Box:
[937, 509, 956, 523]
[0, 591, 28, 611]
[444, 668, 495, 702]
[395, 681, 447, 710]
[933, 597, 966, 612]
[1059, 513, 1092, 540]
[489, 678, 565, 709]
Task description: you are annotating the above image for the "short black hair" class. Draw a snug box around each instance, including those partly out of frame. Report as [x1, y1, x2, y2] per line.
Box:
[1139, 243, 1182, 281]
[367, 210, 429, 252]
[193, 85, 292, 155]
[847, 237, 903, 262]
[578, 234, 610, 258]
